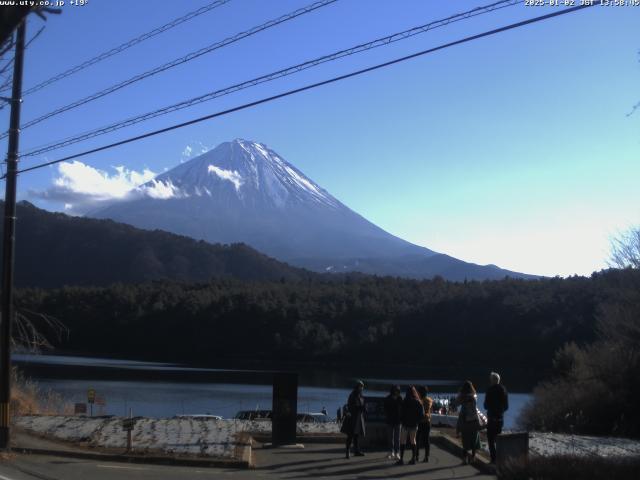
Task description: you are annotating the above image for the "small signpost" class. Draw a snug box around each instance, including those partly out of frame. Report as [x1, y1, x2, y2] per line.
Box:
[122, 409, 136, 452]
[87, 389, 96, 417]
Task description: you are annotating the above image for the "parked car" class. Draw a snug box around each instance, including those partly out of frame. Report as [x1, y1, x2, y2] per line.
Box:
[174, 414, 223, 420]
[234, 410, 272, 421]
[297, 412, 329, 423]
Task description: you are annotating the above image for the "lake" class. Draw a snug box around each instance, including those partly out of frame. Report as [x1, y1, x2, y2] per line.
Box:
[14, 354, 531, 429]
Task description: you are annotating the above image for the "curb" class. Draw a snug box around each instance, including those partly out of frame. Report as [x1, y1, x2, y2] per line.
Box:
[251, 433, 343, 445]
[12, 445, 252, 469]
[431, 432, 496, 476]
[298, 433, 344, 444]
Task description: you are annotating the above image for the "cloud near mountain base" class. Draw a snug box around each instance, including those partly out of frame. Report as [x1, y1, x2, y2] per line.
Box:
[29, 161, 185, 215]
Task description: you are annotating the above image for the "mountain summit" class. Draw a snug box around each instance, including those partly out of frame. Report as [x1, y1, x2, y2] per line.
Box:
[151, 139, 342, 210]
[91, 139, 534, 280]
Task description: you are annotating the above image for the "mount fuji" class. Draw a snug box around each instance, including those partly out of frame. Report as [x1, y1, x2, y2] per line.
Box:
[90, 139, 534, 280]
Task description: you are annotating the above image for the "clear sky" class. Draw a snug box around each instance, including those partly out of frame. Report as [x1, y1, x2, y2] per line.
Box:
[1, 0, 638, 277]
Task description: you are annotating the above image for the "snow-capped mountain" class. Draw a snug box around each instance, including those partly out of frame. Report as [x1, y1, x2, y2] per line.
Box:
[90, 139, 534, 280]
[150, 139, 342, 210]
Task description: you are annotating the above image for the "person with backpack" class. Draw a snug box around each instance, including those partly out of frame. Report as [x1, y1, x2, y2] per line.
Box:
[396, 386, 424, 465]
[484, 371, 509, 463]
[384, 384, 403, 460]
[456, 380, 482, 464]
[417, 385, 434, 463]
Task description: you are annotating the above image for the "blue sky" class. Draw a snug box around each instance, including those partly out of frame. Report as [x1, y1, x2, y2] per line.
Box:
[2, 0, 639, 277]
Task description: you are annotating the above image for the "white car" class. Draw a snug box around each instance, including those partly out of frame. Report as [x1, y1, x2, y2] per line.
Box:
[297, 413, 329, 423]
[174, 414, 223, 420]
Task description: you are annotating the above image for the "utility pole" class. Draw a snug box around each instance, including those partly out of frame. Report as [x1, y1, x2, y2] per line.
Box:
[0, 19, 26, 450]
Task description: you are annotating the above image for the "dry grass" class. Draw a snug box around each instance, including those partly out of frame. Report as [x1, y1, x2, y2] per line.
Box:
[499, 454, 640, 480]
[10, 367, 71, 418]
[0, 451, 15, 462]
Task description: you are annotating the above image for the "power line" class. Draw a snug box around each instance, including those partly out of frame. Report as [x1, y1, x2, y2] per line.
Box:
[19, 0, 521, 157]
[11, 3, 596, 178]
[2, 0, 339, 140]
[0, 0, 233, 97]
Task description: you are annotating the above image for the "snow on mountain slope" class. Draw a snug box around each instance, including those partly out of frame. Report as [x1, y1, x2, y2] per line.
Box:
[147, 139, 341, 210]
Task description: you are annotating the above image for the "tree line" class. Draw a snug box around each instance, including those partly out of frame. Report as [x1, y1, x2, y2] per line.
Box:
[15, 269, 637, 385]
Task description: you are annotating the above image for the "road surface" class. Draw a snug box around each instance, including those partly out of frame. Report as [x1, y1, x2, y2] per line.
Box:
[0, 442, 496, 479]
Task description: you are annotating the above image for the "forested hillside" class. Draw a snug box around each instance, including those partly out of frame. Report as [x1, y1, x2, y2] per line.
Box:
[5, 201, 309, 287]
[17, 269, 636, 379]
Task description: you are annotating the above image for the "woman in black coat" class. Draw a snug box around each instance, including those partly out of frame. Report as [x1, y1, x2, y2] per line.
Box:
[340, 380, 366, 458]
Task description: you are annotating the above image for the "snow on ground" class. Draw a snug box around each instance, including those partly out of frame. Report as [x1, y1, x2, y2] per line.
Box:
[16, 415, 107, 442]
[241, 419, 340, 436]
[15, 415, 340, 459]
[529, 432, 640, 458]
[16, 415, 243, 458]
[20, 415, 639, 460]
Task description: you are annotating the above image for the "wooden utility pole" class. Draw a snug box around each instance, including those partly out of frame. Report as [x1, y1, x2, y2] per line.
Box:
[0, 18, 26, 450]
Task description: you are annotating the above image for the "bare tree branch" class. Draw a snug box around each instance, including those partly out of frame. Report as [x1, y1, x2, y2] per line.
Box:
[11, 308, 68, 352]
[609, 226, 640, 269]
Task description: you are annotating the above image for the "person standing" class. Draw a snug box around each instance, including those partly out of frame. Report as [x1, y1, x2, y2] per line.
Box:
[456, 380, 481, 464]
[417, 385, 433, 463]
[397, 386, 424, 465]
[484, 371, 509, 464]
[340, 380, 366, 458]
[383, 385, 403, 460]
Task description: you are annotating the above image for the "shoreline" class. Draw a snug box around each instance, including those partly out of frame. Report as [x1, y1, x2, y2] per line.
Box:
[13, 352, 540, 393]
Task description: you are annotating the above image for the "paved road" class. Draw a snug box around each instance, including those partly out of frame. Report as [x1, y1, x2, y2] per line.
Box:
[253, 442, 496, 479]
[0, 442, 496, 479]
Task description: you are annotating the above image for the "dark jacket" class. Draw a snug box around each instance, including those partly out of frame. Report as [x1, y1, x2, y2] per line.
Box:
[340, 389, 366, 436]
[384, 394, 402, 425]
[484, 384, 509, 419]
[401, 396, 424, 428]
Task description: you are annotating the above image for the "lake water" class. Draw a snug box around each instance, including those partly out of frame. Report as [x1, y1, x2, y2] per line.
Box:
[14, 354, 531, 429]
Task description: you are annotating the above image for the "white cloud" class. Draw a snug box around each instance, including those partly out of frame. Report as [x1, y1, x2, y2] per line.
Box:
[49, 161, 156, 200]
[30, 160, 184, 214]
[181, 142, 210, 163]
[181, 146, 193, 163]
[140, 179, 181, 199]
[208, 165, 243, 191]
[195, 141, 210, 155]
